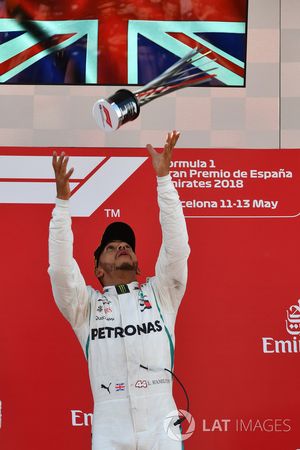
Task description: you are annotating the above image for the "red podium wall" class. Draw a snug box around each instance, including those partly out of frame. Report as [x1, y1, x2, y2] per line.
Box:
[1, 147, 300, 450]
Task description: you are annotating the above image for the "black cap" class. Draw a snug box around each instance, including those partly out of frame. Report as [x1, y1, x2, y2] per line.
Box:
[94, 222, 135, 263]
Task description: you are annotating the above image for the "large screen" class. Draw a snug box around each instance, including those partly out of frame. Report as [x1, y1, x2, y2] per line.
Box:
[0, 0, 248, 85]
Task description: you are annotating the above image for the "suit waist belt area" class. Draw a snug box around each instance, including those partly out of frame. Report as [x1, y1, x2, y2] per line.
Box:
[93, 392, 176, 434]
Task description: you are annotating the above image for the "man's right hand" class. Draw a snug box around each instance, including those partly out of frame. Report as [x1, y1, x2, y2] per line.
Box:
[52, 151, 74, 200]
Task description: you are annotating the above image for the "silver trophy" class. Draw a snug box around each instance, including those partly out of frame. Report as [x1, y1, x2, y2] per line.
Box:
[93, 47, 216, 132]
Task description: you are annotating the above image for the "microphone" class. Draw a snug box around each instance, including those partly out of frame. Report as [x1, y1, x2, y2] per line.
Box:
[139, 364, 190, 427]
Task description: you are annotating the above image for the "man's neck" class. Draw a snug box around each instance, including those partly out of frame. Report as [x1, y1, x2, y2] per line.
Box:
[102, 270, 137, 287]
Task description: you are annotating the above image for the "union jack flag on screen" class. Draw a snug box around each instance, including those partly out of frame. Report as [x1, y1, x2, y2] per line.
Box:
[0, 0, 248, 85]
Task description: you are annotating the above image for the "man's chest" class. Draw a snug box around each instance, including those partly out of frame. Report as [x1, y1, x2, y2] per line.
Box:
[89, 285, 164, 341]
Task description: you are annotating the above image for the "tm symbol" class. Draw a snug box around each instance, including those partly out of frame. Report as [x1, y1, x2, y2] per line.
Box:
[104, 208, 121, 218]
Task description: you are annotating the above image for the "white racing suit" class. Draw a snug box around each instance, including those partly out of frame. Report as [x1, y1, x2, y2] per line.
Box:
[48, 174, 190, 450]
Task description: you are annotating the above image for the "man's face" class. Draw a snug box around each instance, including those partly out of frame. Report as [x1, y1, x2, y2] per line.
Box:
[96, 241, 138, 278]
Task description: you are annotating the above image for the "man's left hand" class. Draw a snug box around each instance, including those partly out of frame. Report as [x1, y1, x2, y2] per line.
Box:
[146, 130, 180, 177]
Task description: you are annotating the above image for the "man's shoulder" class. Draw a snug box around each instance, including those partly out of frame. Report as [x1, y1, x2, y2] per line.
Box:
[142, 276, 165, 297]
[86, 285, 103, 299]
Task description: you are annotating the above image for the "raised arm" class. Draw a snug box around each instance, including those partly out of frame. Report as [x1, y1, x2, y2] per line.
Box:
[48, 153, 89, 328]
[147, 131, 190, 312]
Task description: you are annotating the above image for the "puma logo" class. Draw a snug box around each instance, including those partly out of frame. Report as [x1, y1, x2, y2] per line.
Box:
[101, 382, 111, 394]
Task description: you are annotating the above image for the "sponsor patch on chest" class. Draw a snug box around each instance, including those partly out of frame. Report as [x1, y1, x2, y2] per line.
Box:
[96, 296, 114, 321]
[91, 320, 162, 340]
[138, 290, 152, 312]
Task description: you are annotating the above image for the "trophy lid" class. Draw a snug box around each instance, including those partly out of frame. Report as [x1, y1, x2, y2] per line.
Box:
[93, 98, 121, 132]
[93, 89, 140, 132]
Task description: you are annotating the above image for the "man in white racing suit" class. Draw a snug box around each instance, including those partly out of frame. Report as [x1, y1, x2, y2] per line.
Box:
[48, 131, 190, 450]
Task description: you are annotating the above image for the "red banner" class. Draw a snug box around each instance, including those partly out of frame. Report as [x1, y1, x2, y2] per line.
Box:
[1, 147, 300, 450]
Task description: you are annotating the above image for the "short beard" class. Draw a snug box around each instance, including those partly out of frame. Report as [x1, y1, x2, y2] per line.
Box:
[100, 261, 138, 273]
[116, 261, 137, 271]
